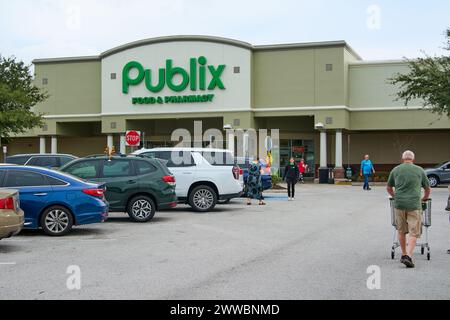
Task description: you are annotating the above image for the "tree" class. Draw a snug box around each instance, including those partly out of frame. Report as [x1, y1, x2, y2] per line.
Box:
[0, 55, 47, 140]
[390, 29, 450, 118]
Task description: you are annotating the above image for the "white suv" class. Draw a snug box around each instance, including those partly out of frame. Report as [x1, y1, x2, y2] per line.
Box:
[133, 148, 244, 211]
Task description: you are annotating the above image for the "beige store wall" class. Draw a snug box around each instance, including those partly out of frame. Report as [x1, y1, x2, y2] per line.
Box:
[346, 131, 450, 165]
[350, 110, 450, 130]
[4, 136, 111, 158]
[4, 138, 40, 157]
[252, 47, 346, 108]
[57, 136, 113, 157]
[349, 62, 407, 108]
[34, 61, 102, 115]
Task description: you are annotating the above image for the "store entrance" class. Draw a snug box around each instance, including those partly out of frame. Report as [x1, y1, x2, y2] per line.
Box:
[279, 139, 315, 178]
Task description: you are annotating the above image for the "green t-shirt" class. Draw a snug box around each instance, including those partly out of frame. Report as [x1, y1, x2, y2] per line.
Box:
[387, 163, 430, 210]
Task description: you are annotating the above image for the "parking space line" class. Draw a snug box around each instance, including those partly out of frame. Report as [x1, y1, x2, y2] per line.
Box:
[3, 238, 117, 242]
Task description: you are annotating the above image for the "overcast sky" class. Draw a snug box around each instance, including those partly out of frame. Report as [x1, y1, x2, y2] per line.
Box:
[1, 0, 449, 65]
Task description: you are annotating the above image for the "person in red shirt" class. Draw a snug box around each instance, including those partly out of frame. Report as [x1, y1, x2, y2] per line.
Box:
[298, 158, 308, 184]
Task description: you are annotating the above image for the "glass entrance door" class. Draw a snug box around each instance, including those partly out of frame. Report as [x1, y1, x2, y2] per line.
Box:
[279, 139, 315, 177]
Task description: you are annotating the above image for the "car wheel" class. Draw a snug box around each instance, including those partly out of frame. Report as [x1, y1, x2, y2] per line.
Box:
[189, 185, 217, 212]
[40, 206, 74, 236]
[127, 196, 156, 222]
[427, 175, 439, 188]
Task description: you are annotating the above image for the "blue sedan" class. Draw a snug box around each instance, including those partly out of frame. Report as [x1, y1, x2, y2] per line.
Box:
[0, 166, 108, 236]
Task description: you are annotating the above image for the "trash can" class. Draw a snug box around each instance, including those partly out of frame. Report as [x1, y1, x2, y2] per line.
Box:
[345, 167, 353, 180]
[328, 168, 335, 184]
[318, 168, 329, 184]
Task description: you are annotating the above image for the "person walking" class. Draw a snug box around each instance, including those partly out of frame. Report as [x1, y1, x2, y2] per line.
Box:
[360, 154, 375, 190]
[283, 157, 300, 201]
[298, 158, 308, 184]
[387, 150, 431, 268]
[245, 158, 266, 206]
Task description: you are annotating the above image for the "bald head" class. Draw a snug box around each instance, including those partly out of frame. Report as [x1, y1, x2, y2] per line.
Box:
[402, 150, 415, 162]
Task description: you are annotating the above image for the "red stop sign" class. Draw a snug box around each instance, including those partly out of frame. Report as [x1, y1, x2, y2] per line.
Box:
[125, 131, 141, 146]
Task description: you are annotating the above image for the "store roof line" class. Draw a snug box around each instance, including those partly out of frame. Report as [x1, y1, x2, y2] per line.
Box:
[33, 35, 362, 64]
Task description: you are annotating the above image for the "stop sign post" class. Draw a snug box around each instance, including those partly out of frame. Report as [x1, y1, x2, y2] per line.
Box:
[125, 131, 141, 147]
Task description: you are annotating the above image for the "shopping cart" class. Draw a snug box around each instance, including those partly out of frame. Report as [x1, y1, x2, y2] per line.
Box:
[389, 198, 432, 260]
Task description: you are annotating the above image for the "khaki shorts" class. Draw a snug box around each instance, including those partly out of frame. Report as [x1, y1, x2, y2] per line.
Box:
[395, 209, 422, 238]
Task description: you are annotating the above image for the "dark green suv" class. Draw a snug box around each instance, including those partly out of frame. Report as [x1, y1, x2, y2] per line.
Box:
[60, 156, 177, 222]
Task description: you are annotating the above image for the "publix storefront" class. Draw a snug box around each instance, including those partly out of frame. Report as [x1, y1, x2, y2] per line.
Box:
[9, 35, 450, 177]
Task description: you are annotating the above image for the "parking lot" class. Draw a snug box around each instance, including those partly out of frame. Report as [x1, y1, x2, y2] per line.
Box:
[0, 184, 449, 300]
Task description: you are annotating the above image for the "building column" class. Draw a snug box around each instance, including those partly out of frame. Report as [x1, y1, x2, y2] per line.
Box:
[107, 135, 114, 150]
[319, 130, 327, 168]
[226, 129, 235, 156]
[39, 137, 46, 154]
[334, 129, 345, 179]
[120, 134, 126, 155]
[51, 136, 57, 154]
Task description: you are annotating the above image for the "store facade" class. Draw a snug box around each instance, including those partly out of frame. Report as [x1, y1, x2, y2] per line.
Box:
[8, 35, 450, 177]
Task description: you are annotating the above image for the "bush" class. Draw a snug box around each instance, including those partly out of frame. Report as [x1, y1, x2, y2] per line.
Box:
[352, 172, 390, 182]
[271, 173, 282, 186]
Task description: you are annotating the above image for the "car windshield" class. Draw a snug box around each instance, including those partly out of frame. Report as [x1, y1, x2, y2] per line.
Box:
[434, 161, 449, 168]
[54, 169, 87, 182]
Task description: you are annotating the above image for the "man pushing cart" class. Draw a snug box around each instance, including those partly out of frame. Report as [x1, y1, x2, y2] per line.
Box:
[386, 150, 431, 268]
[389, 198, 432, 260]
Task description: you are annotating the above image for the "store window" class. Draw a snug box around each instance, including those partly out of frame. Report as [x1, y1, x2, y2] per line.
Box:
[279, 139, 315, 177]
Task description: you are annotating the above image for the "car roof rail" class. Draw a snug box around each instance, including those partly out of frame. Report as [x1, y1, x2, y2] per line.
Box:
[84, 153, 128, 159]
[84, 154, 106, 158]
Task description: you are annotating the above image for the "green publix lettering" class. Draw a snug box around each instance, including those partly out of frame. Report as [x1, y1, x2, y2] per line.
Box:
[122, 57, 226, 94]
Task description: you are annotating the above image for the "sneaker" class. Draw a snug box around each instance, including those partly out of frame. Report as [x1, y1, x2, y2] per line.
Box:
[367, 187, 372, 191]
[288, 198, 292, 201]
[400, 255, 415, 268]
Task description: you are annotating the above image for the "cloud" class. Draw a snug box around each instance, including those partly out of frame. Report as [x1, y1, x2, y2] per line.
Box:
[0, 0, 448, 64]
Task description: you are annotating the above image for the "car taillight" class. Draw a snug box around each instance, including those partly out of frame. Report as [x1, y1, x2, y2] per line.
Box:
[239, 168, 244, 176]
[162, 175, 176, 186]
[82, 189, 105, 198]
[232, 166, 240, 180]
[0, 197, 14, 209]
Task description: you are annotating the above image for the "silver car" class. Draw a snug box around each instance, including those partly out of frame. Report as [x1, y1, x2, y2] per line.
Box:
[424, 161, 450, 187]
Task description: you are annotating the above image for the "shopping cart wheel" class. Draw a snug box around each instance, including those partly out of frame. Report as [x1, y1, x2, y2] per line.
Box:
[427, 252, 431, 260]
[421, 247, 425, 255]
[391, 250, 395, 260]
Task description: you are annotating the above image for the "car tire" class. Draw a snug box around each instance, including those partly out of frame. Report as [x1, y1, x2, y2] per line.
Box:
[427, 175, 439, 188]
[189, 185, 217, 212]
[40, 206, 74, 236]
[127, 196, 156, 222]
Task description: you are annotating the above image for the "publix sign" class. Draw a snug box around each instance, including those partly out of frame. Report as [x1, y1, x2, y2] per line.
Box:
[122, 56, 226, 105]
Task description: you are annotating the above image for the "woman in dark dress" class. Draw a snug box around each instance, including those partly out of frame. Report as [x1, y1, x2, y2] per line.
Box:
[245, 158, 266, 205]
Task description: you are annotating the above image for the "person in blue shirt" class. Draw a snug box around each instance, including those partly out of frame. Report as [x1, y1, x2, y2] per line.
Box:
[360, 154, 376, 190]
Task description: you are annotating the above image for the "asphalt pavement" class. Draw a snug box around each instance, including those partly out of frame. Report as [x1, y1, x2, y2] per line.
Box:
[0, 184, 449, 300]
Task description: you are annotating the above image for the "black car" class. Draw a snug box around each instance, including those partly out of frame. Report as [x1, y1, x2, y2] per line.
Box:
[6, 154, 77, 169]
[60, 155, 177, 222]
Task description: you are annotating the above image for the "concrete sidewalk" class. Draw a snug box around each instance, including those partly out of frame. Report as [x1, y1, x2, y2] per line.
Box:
[269, 181, 389, 193]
